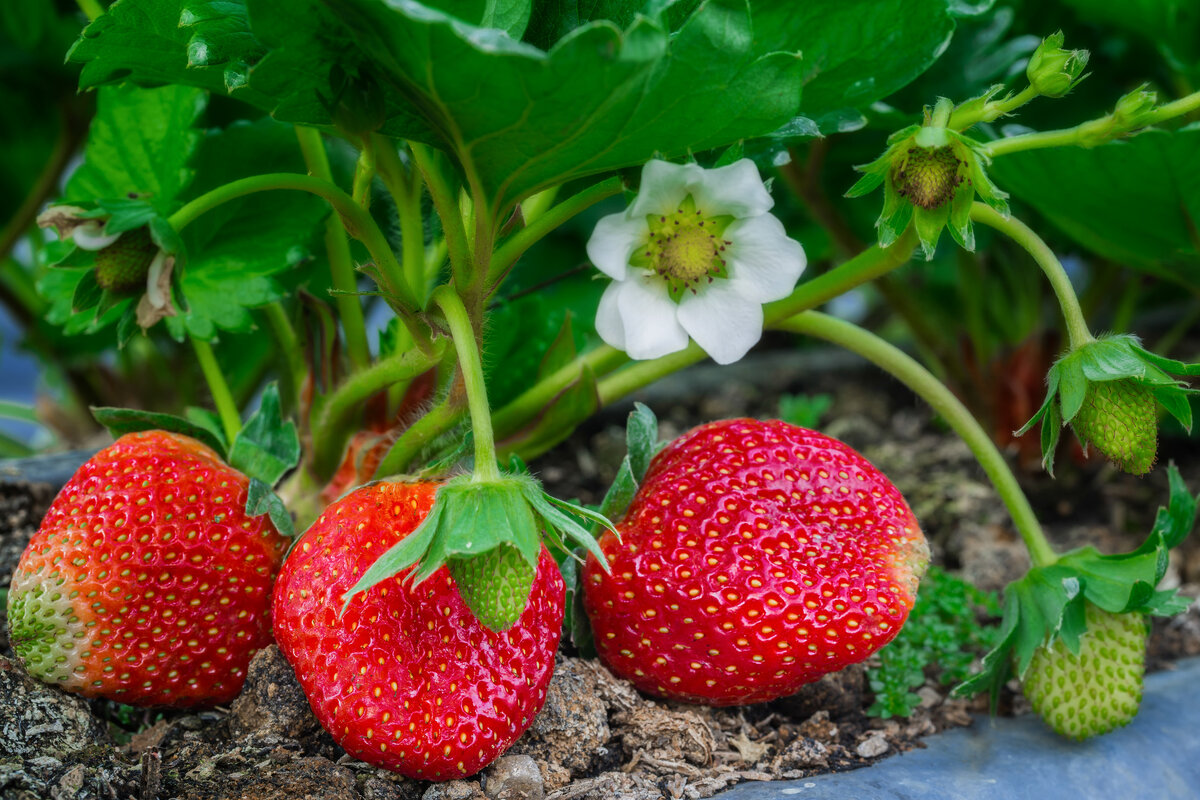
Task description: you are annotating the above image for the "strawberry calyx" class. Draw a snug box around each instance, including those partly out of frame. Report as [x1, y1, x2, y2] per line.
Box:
[1017, 334, 1200, 476]
[955, 463, 1198, 728]
[342, 472, 614, 631]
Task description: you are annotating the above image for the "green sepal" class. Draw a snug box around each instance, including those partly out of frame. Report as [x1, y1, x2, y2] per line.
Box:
[81, 197, 158, 236]
[947, 180, 974, 251]
[341, 473, 616, 621]
[90, 405, 228, 457]
[1039, 399, 1062, 477]
[228, 383, 301, 487]
[956, 468, 1197, 705]
[1132, 344, 1200, 377]
[912, 202, 949, 261]
[246, 476, 296, 539]
[72, 270, 104, 314]
[877, 177, 913, 248]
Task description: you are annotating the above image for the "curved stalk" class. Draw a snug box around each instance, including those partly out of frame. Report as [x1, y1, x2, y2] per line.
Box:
[487, 176, 624, 291]
[191, 338, 240, 443]
[969, 203, 1093, 349]
[432, 286, 499, 482]
[168, 171, 418, 317]
[262, 302, 304, 411]
[372, 388, 464, 479]
[312, 344, 446, 476]
[410, 143, 471, 290]
[295, 128, 372, 371]
[950, 84, 1040, 130]
[374, 137, 428, 308]
[777, 311, 1057, 568]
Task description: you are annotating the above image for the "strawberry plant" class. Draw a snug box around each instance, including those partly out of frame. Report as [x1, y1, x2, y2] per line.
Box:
[2, 0, 1199, 788]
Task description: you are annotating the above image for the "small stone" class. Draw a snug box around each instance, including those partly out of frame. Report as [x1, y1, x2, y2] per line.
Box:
[229, 645, 320, 740]
[917, 686, 942, 709]
[855, 732, 890, 759]
[483, 755, 543, 800]
[797, 710, 838, 742]
[422, 779, 486, 800]
[0, 656, 109, 759]
[774, 737, 828, 771]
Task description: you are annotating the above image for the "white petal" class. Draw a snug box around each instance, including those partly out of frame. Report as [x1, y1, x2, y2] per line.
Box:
[676, 282, 764, 365]
[613, 275, 689, 360]
[629, 160, 704, 217]
[586, 212, 649, 280]
[691, 159, 774, 218]
[594, 281, 626, 351]
[71, 221, 122, 251]
[723, 214, 807, 303]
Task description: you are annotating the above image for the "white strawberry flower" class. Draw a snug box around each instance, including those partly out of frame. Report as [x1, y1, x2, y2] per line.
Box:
[587, 159, 806, 365]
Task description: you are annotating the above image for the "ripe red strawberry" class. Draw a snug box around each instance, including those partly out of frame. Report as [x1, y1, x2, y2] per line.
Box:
[7, 430, 288, 707]
[583, 418, 928, 706]
[272, 481, 564, 781]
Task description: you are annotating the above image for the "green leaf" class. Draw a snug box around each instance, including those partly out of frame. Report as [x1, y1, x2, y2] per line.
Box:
[539, 313, 578, 379]
[228, 384, 301, 486]
[246, 476, 296, 539]
[65, 85, 208, 212]
[69, 0, 271, 103]
[753, 0, 957, 120]
[90, 406, 229, 457]
[991, 128, 1200, 291]
[486, 295, 574, 409]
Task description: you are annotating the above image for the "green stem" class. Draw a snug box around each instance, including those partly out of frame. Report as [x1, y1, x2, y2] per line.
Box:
[372, 388, 464, 478]
[491, 346, 629, 438]
[410, 142, 472, 290]
[778, 311, 1056, 567]
[432, 286, 499, 482]
[75, 0, 104, 19]
[191, 338, 240, 443]
[294, 128, 374, 371]
[1143, 89, 1200, 126]
[262, 302, 304, 411]
[969, 203, 1093, 349]
[984, 122, 1106, 158]
[930, 97, 954, 128]
[950, 84, 1040, 130]
[374, 136, 428, 308]
[487, 176, 623, 291]
[352, 142, 377, 210]
[313, 343, 445, 476]
[0, 400, 39, 424]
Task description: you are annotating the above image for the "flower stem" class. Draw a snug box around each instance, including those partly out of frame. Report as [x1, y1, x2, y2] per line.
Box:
[432, 285, 499, 482]
[191, 337, 240, 444]
[262, 302, 304, 411]
[969, 203, 1093, 349]
[1144, 88, 1200, 125]
[491, 346, 629, 439]
[374, 137, 428, 308]
[372, 389, 464, 478]
[294, 128, 373, 372]
[950, 84, 1040, 130]
[410, 142, 472, 290]
[312, 344, 446, 477]
[589, 229, 920, 412]
[167, 169, 418, 320]
[487, 176, 624, 292]
[777, 310, 1057, 568]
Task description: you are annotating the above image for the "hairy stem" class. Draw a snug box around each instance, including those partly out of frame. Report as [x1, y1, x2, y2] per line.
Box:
[372, 387, 464, 478]
[374, 137, 429, 308]
[487, 176, 623, 291]
[191, 338, 240, 443]
[778, 311, 1056, 567]
[432, 286, 498, 482]
[294, 128, 373, 371]
[262, 302, 305, 412]
[970, 203, 1093, 349]
[410, 142, 471, 291]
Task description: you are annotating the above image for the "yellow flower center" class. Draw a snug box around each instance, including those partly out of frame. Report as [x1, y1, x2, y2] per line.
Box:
[632, 195, 734, 301]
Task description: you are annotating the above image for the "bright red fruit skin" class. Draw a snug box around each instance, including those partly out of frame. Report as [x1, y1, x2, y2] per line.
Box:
[272, 481, 564, 781]
[7, 431, 288, 707]
[583, 419, 927, 706]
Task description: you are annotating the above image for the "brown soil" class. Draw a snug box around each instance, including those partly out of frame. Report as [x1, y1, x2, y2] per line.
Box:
[1, 360, 1198, 800]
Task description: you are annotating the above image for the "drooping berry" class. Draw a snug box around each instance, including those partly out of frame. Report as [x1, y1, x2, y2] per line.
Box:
[1072, 379, 1157, 475]
[1022, 602, 1147, 740]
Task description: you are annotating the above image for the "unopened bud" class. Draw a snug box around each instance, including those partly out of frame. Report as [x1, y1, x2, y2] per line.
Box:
[1027, 32, 1089, 98]
[1112, 84, 1158, 131]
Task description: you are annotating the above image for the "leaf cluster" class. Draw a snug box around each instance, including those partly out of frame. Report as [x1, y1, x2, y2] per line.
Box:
[866, 566, 1001, 719]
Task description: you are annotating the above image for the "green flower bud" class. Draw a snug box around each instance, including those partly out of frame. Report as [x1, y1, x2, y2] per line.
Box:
[1113, 84, 1158, 131]
[1027, 32, 1089, 98]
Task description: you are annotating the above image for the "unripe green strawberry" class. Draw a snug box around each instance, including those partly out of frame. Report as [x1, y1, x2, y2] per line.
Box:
[1022, 602, 1147, 740]
[1072, 379, 1157, 475]
[894, 145, 962, 209]
[447, 544, 535, 631]
[94, 226, 158, 292]
[7, 431, 289, 707]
